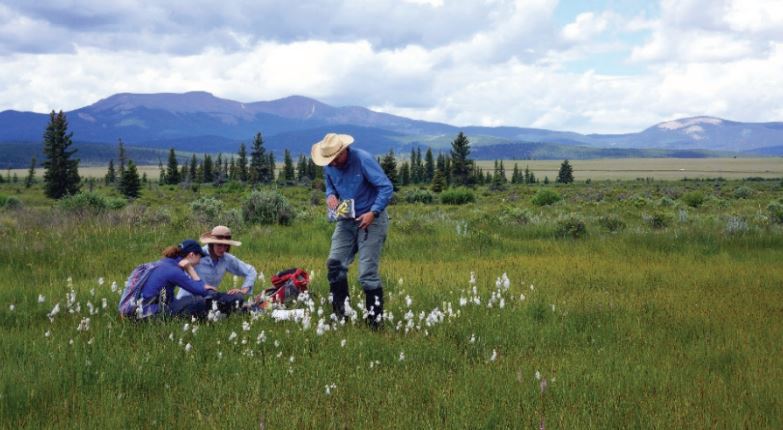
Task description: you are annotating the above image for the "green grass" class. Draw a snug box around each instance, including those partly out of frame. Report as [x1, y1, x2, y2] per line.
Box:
[1, 178, 782, 428]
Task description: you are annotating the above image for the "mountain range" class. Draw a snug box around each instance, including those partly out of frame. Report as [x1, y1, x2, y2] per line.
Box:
[1, 91, 781, 168]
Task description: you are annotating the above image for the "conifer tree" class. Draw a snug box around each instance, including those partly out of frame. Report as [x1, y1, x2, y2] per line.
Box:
[399, 162, 411, 186]
[117, 138, 126, 179]
[203, 154, 214, 183]
[42, 110, 80, 199]
[283, 149, 295, 182]
[424, 148, 435, 182]
[450, 132, 473, 187]
[158, 159, 166, 184]
[105, 159, 116, 185]
[25, 156, 36, 188]
[296, 154, 307, 181]
[249, 133, 267, 184]
[511, 163, 520, 184]
[237, 143, 249, 182]
[380, 150, 399, 191]
[556, 159, 574, 184]
[267, 152, 276, 182]
[166, 148, 179, 184]
[119, 160, 141, 199]
[431, 168, 446, 193]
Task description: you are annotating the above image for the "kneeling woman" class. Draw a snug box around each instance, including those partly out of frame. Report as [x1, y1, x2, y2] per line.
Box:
[139, 239, 217, 318]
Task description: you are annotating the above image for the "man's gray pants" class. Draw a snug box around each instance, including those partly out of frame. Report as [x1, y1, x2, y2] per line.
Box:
[327, 210, 389, 292]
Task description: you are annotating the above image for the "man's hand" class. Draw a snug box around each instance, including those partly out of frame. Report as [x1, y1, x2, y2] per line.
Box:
[356, 211, 376, 230]
[177, 259, 191, 269]
[227, 288, 248, 295]
[327, 195, 339, 210]
[205, 285, 216, 291]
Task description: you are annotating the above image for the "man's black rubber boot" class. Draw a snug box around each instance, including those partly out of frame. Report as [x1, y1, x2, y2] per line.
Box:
[329, 278, 349, 318]
[364, 288, 384, 330]
[327, 259, 349, 319]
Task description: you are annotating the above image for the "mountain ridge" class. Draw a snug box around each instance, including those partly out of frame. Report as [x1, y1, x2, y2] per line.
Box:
[1, 91, 781, 167]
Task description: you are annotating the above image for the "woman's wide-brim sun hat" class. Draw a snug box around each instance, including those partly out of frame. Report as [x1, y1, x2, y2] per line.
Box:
[311, 133, 354, 166]
[200, 225, 242, 247]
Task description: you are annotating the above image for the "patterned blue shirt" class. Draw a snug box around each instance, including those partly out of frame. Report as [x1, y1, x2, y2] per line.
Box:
[176, 245, 257, 298]
[324, 147, 393, 215]
[141, 257, 208, 316]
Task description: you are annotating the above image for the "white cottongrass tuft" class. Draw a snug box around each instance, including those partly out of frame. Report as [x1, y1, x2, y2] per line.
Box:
[489, 349, 497, 362]
[340, 339, 347, 348]
[535, 370, 541, 381]
[184, 343, 192, 353]
[242, 321, 251, 331]
[8, 304, 14, 311]
[469, 271, 477, 286]
[45, 330, 51, 337]
[228, 331, 238, 342]
[405, 295, 413, 307]
[399, 351, 405, 361]
[38, 294, 46, 303]
[76, 317, 90, 332]
[324, 383, 336, 395]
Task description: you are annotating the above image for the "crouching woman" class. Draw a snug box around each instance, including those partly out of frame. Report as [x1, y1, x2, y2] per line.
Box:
[138, 239, 217, 318]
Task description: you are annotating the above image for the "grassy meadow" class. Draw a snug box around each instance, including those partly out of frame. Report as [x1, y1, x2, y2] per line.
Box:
[1, 173, 783, 428]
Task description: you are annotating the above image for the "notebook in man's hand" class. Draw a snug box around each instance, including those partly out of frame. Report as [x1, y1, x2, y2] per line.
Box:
[327, 199, 355, 222]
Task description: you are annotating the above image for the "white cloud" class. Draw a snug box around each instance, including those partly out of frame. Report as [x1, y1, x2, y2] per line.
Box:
[561, 12, 610, 42]
[0, 0, 781, 134]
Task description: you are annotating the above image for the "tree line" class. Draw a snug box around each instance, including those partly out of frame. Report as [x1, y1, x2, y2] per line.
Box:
[36, 111, 574, 201]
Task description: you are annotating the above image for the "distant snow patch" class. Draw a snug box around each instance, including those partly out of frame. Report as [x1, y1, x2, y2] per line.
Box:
[77, 112, 96, 123]
[658, 117, 723, 131]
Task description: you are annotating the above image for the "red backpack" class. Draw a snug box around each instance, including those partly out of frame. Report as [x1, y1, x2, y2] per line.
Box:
[261, 268, 310, 306]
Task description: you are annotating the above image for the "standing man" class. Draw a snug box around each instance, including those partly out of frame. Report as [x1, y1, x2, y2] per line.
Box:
[176, 225, 257, 312]
[311, 133, 393, 328]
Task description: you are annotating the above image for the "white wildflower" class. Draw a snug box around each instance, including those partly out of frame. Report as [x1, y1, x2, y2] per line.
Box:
[399, 351, 405, 361]
[535, 370, 541, 380]
[182, 323, 190, 332]
[111, 281, 118, 293]
[98, 277, 104, 286]
[490, 349, 497, 362]
[184, 343, 192, 353]
[551, 304, 556, 312]
[405, 295, 413, 307]
[242, 321, 251, 331]
[469, 271, 477, 286]
[38, 294, 46, 303]
[519, 293, 526, 301]
[289, 355, 295, 363]
[325, 383, 336, 395]
[469, 334, 476, 344]
[101, 298, 107, 309]
[76, 317, 90, 332]
[8, 304, 14, 311]
[44, 330, 51, 337]
[228, 331, 238, 342]
[340, 339, 347, 348]
[257, 331, 266, 344]
[87, 337, 94, 345]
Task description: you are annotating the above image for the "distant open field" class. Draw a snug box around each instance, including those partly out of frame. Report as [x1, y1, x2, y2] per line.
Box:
[476, 157, 783, 180]
[5, 157, 782, 182]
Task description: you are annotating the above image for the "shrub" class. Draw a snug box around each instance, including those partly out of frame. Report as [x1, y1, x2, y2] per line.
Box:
[531, 189, 561, 206]
[631, 195, 650, 208]
[725, 216, 749, 234]
[644, 212, 670, 229]
[242, 190, 295, 225]
[440, 188, 475, 205]
[501, 207, 531, 225]
[598, 215, 626, 232]
[59, 192, 108, 213]
[0, 195, 22, 210]
[555, 215, 587, 239]
[768, 201, 783, 224]
[657, 196, 675, 207]
[681, 191, 705, 208]
[404, 189, 435, 204]
[732, 186, 754, 199]
[106, 197, 128, 210]
[190, 196, 224, 224]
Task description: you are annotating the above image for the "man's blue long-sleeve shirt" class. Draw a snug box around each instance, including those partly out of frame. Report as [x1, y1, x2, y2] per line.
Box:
[324, 147, 393, 215]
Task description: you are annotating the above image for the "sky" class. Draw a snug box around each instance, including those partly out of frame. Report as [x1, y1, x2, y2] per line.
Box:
[0, 0, 781, 133]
